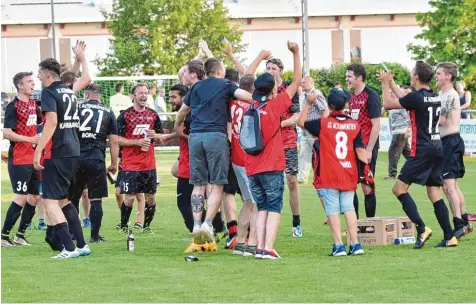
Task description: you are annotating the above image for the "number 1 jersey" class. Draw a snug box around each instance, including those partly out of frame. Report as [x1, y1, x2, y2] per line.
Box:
[304, 113, 365, 191]
[41, 81, 80, 159]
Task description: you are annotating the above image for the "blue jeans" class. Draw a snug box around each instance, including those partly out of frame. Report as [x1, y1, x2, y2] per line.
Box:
[248, 171, 284, 213]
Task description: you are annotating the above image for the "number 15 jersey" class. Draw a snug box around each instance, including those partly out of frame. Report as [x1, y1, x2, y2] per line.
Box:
[41, 81, 80, 159]
[304, 112, 365, 191]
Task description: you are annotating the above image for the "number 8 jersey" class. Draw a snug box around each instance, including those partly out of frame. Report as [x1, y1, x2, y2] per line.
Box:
[304, 112, 365, 191]
[41, 81, 80, 159]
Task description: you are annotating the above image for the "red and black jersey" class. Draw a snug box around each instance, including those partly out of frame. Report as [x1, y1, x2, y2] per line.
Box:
[178, 114, 192, 179]
[305, 112, 365, 191]
[278, 82, 300, 149]
[116, 106, 162, 171]
[4, 97, 42, 165]
[349, 86, 381, 147]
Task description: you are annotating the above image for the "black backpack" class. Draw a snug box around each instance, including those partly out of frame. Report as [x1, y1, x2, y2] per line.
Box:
[239, 102, 279, 156]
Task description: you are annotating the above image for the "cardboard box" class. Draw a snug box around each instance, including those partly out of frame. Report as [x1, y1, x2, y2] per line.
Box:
[348, 218, 397, 246]
[366, 217, 415, 238]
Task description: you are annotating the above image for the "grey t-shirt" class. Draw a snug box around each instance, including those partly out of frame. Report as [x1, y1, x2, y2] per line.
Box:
[299, 89, 327, 137]
[388, 109, 410, 135]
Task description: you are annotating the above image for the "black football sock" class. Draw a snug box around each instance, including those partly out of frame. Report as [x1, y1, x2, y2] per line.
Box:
[364, 194, 377, 217]
[45, 225, 63, 251]
[121, 202, 133, 227]
[17, 202, 36, 235]
[71, 198, 80, 213]
[292, 215, 301, 228]
[90, 200, 103, 239]
[452, 217, 465, 231]
[227, 220, 238, 238]
[397, 193, 425, 234]
[462, 213, 469, 226]
[144, 204, 156, 228]
[54, 222, 75, 252]
[353, 193, 359, 219]
[433, 199, 453, 240]
[62, 203, 87, 248]
[212, 211, 224, 233]
[1, 202, 23, 237]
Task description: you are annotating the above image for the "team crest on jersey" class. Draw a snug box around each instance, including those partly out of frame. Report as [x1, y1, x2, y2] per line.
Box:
[350, 109, 360, 120]
[133, 124, 150, 135]
[26, 114, 37, 126]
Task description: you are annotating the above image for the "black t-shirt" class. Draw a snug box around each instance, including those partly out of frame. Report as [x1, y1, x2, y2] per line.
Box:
[41, 81, 80, 159]
[399, 89, 442, 157]
[78, 100, 118, 161]
[184, 77, 238, 134]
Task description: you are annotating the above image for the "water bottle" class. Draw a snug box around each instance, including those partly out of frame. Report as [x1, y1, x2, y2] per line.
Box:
[141, 129, 150, 152]
[107, 172, 116, 184]
[394, 237, 416, 245]
[127, 230, 135, 251]
[33, 132, 42, 149]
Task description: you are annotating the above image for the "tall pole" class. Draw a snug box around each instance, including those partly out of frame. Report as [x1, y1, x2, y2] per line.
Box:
[301, 0, 310, 76]
[51, 0, 57, 59]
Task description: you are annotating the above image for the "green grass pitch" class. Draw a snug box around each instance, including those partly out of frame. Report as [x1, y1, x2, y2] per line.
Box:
[1, 152, 476, 302]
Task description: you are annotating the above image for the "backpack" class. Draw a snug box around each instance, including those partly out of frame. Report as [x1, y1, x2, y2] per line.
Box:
[239, 102, 279, 156]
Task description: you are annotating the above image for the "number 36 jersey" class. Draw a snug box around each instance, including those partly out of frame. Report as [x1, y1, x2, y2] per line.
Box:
[41, 81, 80, 159]
[399, 89, 442, 158]
[304, 112, 365, 191]
[78, 100, 118, 161]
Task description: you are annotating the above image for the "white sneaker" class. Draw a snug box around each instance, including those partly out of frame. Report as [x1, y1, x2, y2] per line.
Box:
[192, 225, 205, 244]
[51, 248, 80, 259]
[13, 235, 31, 246]
[1, 238, 16, 247]
[78, 245, 91, 256]
[292, 225, 303, 238]
[200, 222, 215, 243]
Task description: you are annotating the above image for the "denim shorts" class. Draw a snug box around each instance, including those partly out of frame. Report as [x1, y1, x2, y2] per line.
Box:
[319, 188, 355, 216]
[232, 164, 254, 202]
[189, 132, 229, 185]
[248, 171, 284, 213]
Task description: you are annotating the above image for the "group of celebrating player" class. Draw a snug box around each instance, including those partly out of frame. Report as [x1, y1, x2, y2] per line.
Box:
[0, 38, 472, 259]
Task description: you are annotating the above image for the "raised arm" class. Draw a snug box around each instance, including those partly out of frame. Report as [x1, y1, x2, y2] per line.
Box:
[297, 92, 316, 128]
[245, 50, 272, 75]
[72, 41, 91, 94]
[379, 71, 403, 110]
[223, 40, 246, 75]
[285, 41, 302, 100]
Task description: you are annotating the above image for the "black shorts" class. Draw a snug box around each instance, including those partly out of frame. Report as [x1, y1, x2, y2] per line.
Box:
[224, 162, 241, 195]
[73, 159, 108, 200]
[442, 133, 465, 180]
[8, 161, 40, 195]
[398, 153, 443, 187]
[358, 146, 378, 182]
[120, 170, 157, 195]
[42, 157, 78, 200]
[285, 147, 298, 176]
[115, 164, 123, 188]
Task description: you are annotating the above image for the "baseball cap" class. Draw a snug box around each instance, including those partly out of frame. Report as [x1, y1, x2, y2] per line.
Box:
[327, 88, 351, 111]
[252, 73, 275, 102]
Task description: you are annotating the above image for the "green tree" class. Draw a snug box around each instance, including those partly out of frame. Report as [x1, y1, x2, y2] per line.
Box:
[95, 0, 244, 76]
[407, 0, 475, 78]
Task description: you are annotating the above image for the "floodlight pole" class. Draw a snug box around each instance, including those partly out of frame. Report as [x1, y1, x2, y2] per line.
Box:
[301, 0, 310, 76]
[51, 0, 57, 59]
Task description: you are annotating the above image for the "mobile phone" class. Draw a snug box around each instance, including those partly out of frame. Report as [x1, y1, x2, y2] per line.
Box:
[382, 63, 389, 72]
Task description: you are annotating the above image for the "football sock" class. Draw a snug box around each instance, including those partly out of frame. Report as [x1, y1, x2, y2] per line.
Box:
[462, 213, 469, 226]
[433, 199, 453, 240]
[120, 202, 133, 228]
[18, 202, 36, 234]
[90, 200, 103, 239]
[227, 220, 238, 238]
[353, 193, 359, 219]
[292, 215, 300, 228]
[453, 217, 465, 230]
[45, 225, 62, 251]
[397, 193, 425, 234]
[71, 198, 80, 213]
[54, 222, 75, 252]
[1, 202, 23, 236]
[212, 211, 224, 233]
[364, 194, 376, 217]
[62, 203, 87, 248]
[144, 204, 156, 228]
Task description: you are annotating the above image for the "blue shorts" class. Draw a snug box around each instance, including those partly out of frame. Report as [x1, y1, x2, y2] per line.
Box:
[248, 171, 284, 213]
[319, 188, 355, 216]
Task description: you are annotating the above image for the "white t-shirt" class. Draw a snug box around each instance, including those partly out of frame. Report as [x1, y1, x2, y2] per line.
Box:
[109, 93, 131, 118]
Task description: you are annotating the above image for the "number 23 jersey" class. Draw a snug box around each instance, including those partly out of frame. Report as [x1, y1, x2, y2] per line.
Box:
[229, 99, 251, 167]
[304, 113, 365, 191]
[41, 81, 80, 159]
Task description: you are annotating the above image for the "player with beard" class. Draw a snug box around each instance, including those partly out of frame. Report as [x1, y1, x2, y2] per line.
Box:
[1, 72, 42, 247]
[117, 84, 163, 234]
